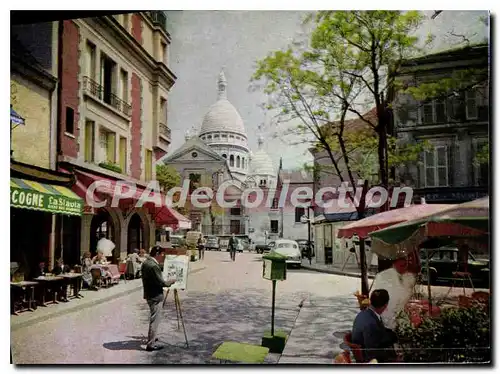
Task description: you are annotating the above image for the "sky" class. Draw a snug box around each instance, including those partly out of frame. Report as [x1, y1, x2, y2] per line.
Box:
[164, 10, 489, 171]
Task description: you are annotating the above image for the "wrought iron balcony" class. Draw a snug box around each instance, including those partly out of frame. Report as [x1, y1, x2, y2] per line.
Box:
[159, 122, 171, 140]
[83, 76, 131, 117]
[146, 11, 168, 33]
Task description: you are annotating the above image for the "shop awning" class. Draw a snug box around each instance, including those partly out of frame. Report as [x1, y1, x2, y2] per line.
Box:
[10, 177, 83, 216]
[68, 169, 191, 228]
[154, 206, 192, 230]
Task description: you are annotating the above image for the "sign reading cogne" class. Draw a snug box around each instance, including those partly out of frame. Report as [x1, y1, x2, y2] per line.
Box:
[11, 187, 83, 215]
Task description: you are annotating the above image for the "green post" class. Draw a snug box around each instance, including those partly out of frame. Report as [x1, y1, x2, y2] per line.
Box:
[271, 280, 276, 336]
[261, 253, 288, 353]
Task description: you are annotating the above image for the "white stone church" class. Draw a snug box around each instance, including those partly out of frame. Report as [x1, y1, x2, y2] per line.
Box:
[159, 71, 277, 242]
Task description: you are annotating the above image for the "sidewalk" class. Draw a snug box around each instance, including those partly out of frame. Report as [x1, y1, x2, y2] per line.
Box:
[11, 261, 207, 331]
[278, 295, 359, 364]
[301, 259, 377, 279]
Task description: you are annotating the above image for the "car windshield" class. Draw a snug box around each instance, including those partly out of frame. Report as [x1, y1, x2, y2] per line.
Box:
[275, 247, 298, 256]
[275, 243, 299, 255]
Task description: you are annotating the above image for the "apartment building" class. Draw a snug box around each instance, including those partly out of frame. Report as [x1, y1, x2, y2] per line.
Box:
[57, 13, 185, 261]
[11, 22, 85, 271]
[393, 44, 489, 204]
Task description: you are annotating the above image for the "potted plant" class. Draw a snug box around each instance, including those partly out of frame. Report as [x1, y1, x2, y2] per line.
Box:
[395, 303, 490, 363]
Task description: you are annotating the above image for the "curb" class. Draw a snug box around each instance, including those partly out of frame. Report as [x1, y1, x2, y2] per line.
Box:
[11, 266, 207, 331]
[301, 264, 376, 279]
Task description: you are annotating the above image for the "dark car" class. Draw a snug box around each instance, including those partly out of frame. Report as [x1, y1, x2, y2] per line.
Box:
[419, 246, 489, 287]
[296, 239, 315, 258]
[256, 241, 276, 254]
[205, 236, 220, 251]
[255, 242, 271, 254]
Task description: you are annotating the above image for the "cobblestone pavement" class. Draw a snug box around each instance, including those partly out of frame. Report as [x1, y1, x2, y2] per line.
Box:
[11, 251, 361, 364]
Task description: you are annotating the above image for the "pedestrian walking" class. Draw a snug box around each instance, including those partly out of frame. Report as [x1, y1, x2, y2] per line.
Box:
[197, 235, 205, 260]
[228, 233, 237, 261]
[141, 246, 175, 352]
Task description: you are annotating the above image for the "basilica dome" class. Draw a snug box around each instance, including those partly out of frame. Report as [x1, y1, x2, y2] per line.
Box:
[199, 71, 247, 137]
[250, 136, 275, 176]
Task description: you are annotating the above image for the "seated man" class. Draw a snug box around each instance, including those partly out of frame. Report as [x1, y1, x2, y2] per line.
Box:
[126, 249, 142, 279]
[52, 258, 71, 302]
[351, 289, 398, 363]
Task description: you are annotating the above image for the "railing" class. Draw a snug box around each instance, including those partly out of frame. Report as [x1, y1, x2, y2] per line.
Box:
[83, 76, 131, 117]
[146, 11, 167, 33]
[159, 122, 171, 140]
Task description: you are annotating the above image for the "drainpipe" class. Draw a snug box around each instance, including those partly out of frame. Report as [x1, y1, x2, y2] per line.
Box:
[49, 21, 65, 271]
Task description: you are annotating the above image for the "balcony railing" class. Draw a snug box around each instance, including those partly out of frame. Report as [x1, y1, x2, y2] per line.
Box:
[146, 11, 168, 33]
[159, 122, 171, 140]
[83, 76, 132, 117]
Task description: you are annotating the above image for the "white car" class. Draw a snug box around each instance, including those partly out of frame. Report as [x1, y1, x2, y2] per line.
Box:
[272, 239, 302, 267]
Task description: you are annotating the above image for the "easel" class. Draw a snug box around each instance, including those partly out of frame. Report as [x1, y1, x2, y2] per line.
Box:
[341, 247, 359, 271]
[162, 287, 189, 348]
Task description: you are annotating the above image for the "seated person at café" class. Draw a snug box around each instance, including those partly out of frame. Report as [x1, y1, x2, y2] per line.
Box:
[81, 251, 93, 288]
[126, 249, 142, 279]
[91, 251, 112, 280]
[52, 258, 70, 275]
[92, 251, 108, 265]
[351, 289, 398, 363]
[31, 260, 49, 279]
[138, 248, 149, 263]
[51, 258, 70, 302]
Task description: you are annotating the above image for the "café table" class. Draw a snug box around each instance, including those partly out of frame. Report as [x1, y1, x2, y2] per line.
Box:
[60, 273, 84, 299]
[10, 281, 39, 315]
[33, 275, 65, 306]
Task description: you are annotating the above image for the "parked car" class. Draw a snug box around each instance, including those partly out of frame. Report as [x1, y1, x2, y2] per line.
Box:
[419, 246, 489, 287]
[255, 241, 272, 254]
[205, 236, 220, 251]
[271, 239, 302, 268]
[296, 239, 315, 258]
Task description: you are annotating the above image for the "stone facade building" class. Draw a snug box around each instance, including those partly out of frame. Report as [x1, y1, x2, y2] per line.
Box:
[393, 44, 489, 204]
[55, 13, 188, 262]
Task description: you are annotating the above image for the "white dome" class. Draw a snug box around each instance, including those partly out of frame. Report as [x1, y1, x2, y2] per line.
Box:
[250, 149, 275, 176]
[199, 70, 247, 137]
[200, 99, 247, 136]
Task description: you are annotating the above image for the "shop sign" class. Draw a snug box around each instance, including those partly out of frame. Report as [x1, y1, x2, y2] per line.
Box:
[423, 191, 488, 203]
[11, 187, 83, 215]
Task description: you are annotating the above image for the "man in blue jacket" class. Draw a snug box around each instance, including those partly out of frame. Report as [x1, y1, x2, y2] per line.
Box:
[141, 246, 175, 351]
[351, 289, 398, 362]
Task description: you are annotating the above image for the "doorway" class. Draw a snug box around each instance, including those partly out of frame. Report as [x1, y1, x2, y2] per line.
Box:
[90, 210, 115, 256]
[127, 213, 144, 253]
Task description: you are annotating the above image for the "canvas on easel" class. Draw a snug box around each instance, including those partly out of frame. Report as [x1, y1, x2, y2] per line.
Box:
[161, 248, 189, 347]
[163, 255, 189, 290]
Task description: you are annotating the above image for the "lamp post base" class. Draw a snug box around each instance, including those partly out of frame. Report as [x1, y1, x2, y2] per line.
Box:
[261, 330, 288, 354]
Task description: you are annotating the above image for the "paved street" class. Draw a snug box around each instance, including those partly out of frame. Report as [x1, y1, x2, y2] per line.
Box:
[11, 251, 361, 364]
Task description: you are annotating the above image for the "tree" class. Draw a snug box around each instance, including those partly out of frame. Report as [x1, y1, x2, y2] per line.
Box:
[156, 164, 181, 192]
[252, 11, 431, 295]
